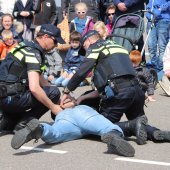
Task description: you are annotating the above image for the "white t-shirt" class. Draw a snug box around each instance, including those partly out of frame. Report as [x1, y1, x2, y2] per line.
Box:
[0, 0, 16, 14]
[21, 0, 27, 7]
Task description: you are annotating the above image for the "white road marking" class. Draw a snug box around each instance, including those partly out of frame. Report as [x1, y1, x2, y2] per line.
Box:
[20, 146, 68, 154]
[115, 157, 170, 166]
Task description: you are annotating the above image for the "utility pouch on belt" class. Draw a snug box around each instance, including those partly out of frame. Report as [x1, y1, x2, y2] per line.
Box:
[0, 83, 25, 98]
[0, 84, 7, 98]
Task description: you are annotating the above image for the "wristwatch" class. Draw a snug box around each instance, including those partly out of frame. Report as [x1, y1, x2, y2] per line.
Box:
[62, 87, 70, 94]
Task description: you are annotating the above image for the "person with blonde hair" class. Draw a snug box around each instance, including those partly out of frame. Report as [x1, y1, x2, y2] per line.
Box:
[94, 21, 109, 39]
[70, 2, 94, 36]
[62, 0, 98, 22]
[0, 30, 18, 61]
[0, 13, 23, 42]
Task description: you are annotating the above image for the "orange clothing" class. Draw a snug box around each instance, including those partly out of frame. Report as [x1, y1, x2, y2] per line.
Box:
[0, 41, 18, 61]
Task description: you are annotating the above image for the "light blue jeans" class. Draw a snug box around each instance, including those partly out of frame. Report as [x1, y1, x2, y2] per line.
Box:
[52, 77, 70, 87]
[41, 105, 123, 144]
[147, 20, 170, 71]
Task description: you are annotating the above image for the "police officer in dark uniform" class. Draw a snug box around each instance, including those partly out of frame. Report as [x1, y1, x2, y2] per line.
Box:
[61, 30, 148, 145]
[61, 30, 170, 144]
[0, 24, 64, 132]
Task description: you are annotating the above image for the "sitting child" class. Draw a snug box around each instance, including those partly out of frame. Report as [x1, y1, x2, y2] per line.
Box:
[70, 2, 94, 36]
[43, 48, 63, 83]
[129, 50, 156, 102]
[52, 31, 85, 87]
[0, 30, 18, 61]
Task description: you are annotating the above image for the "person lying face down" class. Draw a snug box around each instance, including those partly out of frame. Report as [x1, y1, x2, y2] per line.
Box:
[11, 99, 135, 157]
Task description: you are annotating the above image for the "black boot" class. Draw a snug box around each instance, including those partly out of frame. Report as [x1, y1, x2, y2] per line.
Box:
[101, 130, 135, 157]
[117, 115, 148, 145]
[11, 118, 43, 149]
[152, 130, 170, 142]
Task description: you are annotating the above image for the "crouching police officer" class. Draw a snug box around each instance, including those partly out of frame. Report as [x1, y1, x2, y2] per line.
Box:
[61, 30, 148, 145]
[0, 24, 64, 132]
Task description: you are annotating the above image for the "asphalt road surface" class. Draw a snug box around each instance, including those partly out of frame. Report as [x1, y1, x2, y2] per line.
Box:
[0, 85, 170, 170]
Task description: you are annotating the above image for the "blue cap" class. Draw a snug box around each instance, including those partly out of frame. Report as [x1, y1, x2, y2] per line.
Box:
[40, 24, 65, 44]
[81, 30, 99, 44]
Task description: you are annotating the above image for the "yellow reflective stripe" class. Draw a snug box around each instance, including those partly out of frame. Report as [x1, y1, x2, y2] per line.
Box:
[14, 52, 24, 61]
[20, 49, 35, 56]
[109, 48, 129, 55]
[106, 44, 122, 48]
[25, 56, 39, 63]
[102, 49, 109, 55]
[87, 53, 99, 59]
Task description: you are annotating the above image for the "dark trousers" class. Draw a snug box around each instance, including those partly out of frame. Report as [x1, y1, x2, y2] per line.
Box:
[100, 85, 145, 123]
[0, 86, 60, 129]
[80, 87, 159, 141]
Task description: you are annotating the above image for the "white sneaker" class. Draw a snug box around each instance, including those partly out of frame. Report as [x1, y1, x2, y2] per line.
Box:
[159, 76, 170, 96]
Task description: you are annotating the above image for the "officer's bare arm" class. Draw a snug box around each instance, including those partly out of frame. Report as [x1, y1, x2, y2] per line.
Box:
[28, 71, 62, 114]
[39, 73, 50, 86]
[66, 58, 96, 92]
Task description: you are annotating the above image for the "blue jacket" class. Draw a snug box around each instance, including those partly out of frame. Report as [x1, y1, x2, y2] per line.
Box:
[146, 0, 170, 21]
[64, 47, 85, 71]
[113, 0, 145, 17]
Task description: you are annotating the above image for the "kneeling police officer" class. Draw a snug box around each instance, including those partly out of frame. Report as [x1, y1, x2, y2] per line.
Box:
[61, 30, 148, 145]
[0, 24, 64, 132]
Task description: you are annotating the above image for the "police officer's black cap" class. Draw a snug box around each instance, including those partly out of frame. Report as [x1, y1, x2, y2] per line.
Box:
[81, 30, 99, 44]
[39, 24, 65, 44]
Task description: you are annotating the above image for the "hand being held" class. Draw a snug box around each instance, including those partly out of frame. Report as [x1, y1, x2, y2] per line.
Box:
[51, 104, 63, 115]
[60, 93, 72, 107]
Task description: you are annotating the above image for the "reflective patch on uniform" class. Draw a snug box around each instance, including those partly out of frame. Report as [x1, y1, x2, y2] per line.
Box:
[14, 52, 24, 61]
[26, 56, 39, 63]
[109, 48, 129, 55]
[106, 44, 122, 48]
[102, 49, 109, 55]
[87, 53, 99, 59]
[20, 49, 35, 56]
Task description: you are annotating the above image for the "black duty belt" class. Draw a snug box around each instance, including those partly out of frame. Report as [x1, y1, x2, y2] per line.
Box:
[0, 83, 26, 98]
[111, 77, 139, 90]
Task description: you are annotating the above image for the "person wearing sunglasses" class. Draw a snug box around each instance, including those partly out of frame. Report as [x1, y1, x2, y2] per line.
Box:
[105, 4, 116, 35]
[70, 2, 94, 36]
[0, 24, 65, 135]
[62, 0, 98, 22]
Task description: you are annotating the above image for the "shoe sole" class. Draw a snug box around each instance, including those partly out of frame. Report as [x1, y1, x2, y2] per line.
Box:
[136, 115, 148, 145]
[159, 81, 170, 96]
[101, 133, 135, 157]
[11, 119, 39, 150]
[153, 131, 170, 142]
